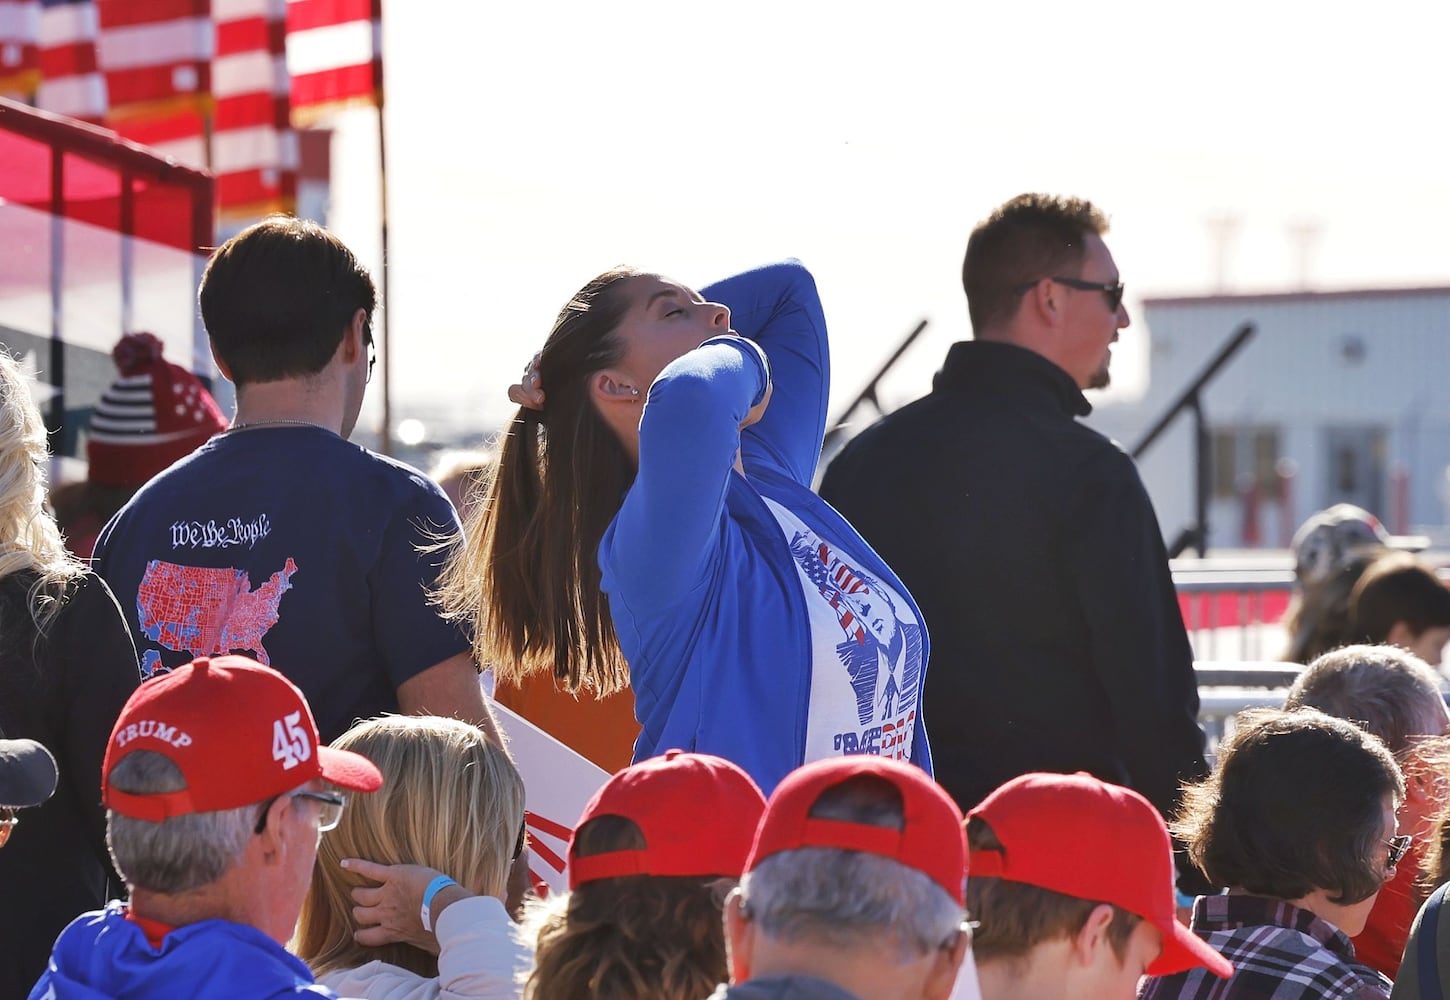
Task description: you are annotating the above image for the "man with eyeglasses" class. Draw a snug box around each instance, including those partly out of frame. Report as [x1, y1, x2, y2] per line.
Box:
[822, 194, 1209, 896]
[29, 655, 383, 998]
[93, 216, 502, 751]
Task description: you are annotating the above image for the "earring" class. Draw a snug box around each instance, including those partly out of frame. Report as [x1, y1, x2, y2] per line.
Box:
[630, 387, 640, 398]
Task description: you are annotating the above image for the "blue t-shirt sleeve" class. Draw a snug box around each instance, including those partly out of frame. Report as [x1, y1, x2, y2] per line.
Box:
[370, 481, 472, 687]
[702, 260, 829, 486]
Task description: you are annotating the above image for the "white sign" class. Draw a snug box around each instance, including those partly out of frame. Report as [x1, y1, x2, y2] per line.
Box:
[492, 702, 610, 895]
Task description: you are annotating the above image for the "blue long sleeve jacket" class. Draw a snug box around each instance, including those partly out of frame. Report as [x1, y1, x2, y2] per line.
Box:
[29, 904, 336, 999]
[599, 261, 933, 793]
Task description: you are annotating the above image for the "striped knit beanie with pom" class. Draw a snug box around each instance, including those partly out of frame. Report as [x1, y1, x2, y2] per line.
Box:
[86, 333, 228, 488]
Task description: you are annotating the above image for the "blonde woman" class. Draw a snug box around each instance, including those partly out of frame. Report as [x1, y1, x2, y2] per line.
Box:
[294, 714, 529, 999]
[0, 348, 141, 994]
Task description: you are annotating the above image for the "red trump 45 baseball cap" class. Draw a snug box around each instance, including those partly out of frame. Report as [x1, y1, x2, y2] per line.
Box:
[103, 656, 383, 820]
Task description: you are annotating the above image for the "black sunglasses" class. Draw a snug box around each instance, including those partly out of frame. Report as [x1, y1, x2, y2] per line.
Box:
[513, 816, 528, 861]
[1016, 276, 1125, 312]
[1387, 834, 1413, 870]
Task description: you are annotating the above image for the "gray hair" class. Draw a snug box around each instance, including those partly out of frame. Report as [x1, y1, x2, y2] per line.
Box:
[738, 775, 964, 960]
[106, 750, 258, 893]
[1286, 644, 1449, 757]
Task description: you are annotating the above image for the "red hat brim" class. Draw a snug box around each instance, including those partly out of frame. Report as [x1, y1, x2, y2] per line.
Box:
[317, 745, 383, 793]
[1149, 917, 1235, 980]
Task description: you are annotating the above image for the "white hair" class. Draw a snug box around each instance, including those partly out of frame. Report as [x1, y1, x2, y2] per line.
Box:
[106, 750, 260, 893]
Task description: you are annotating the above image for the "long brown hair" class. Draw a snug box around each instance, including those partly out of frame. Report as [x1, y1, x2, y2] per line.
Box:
[522, 815, 732, 1000]
[436, 269, 640, 695]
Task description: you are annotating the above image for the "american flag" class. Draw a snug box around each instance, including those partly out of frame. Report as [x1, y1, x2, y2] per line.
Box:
[285, 0, 379, 123]
[36, 0, 105, 122]
[0, 0, 39, 96]
[112, 107, 207, 164]
[96, 0, 212, 120]
[213, 0, 294, 216]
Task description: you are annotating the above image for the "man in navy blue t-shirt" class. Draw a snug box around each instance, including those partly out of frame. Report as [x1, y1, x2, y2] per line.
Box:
[95, 217, 499, 744]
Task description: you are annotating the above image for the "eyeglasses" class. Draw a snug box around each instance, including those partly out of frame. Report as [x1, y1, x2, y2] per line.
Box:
[253, 790, 348, 835]
[940, 918, 979, 951]
[364, 326, 377, 384]
[513, 816, 528, 861]
[1015, 276, 1126, 312]
[1387, 834, 1414, 870]
[0, 806, 17, 849]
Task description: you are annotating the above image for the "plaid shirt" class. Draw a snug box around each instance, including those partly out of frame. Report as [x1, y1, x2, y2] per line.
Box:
[1139, 894, 1392, 1000]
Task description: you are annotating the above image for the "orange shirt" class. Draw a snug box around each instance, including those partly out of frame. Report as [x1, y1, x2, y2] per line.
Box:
[494, 674, 640, 774]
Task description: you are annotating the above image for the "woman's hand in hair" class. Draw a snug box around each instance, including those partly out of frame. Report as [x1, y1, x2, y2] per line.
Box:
[341, 857, 473, 955]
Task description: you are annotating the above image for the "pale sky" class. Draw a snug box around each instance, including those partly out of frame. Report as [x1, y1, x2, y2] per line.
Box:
[326, 0, 1450, 442]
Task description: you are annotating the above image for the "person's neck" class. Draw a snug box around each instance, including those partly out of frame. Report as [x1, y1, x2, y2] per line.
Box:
[231, 379, 343, 436]
[747, 941, 931, 1000]
[129, 880, 251, 936]
[975, 950, 1068, 1000]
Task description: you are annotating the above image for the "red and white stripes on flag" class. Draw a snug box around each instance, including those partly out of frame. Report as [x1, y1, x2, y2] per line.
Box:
[0, 0, 40, 96]
[36, 0, 105, 122]
[0, 0, 37, 95]
[96, 0, 211, 120]
[285, 0, 379, 122]
[213, 0, 294, 216]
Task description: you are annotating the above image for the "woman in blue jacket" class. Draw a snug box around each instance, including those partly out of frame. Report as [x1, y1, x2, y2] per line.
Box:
[440, 261, 931, 792]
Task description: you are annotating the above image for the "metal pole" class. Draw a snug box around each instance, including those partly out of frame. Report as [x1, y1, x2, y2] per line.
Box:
[376, 102, 392, 456]
[47, 144, 65, 456]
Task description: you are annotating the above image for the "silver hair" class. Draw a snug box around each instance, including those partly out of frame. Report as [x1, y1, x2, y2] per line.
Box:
[1286, 643, 1449, 756]
[739, 773, 963, 960]
[106, 750, 259, 893]
[741, 850, 963, 959]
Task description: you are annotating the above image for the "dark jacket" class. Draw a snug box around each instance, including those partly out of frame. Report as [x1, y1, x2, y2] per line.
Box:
[0, 569, 140, 999]
[821, 341, 1206, 831]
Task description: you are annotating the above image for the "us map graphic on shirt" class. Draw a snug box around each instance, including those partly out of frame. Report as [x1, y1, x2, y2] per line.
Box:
[785, 526, 923, 761]
[135, 558, 298, 676]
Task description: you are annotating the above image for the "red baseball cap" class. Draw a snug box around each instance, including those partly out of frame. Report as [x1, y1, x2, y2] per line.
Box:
[567, 749, 766, 889]
[967, 772, 1233, 979]
[103, 656, 383, 821]
[747, 756, 966, 904]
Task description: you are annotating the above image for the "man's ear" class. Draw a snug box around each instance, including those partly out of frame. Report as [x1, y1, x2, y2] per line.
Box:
[1025, 277, 1063, 327]
[210, 343, 234, 383]
[1070, 903, 1119, 968]
[1387, 621, 1418, 653]
[255, 796, 291, 864]
[723, 888, 754, 984]
[340, 308, 368, 364]
[924, 927, 972, 1000]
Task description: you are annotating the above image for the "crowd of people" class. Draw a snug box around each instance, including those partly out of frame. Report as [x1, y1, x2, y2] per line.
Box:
[1, 193, 1448, 999]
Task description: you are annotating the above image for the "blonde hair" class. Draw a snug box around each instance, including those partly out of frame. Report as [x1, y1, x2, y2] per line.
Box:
[294, 715, 525, 978]
[521, 815, 732, 1000]
[0, 349, 81, 623]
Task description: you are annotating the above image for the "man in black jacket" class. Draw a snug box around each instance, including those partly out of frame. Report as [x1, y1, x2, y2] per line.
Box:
[821, 194, 1207, 887]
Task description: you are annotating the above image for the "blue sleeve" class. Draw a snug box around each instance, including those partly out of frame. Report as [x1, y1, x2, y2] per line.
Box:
[701, 260, 829, 486]
[371, 480, 473, 685]
[600, 336, 769, 614]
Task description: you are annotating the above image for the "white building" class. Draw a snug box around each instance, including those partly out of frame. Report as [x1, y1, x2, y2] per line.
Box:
[1087, 286, 1450, 553]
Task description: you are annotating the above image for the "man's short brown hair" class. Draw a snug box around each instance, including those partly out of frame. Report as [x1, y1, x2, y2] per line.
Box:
[965, 816, 1139, 964]
[199, 215, 377, 386]
[1352, 553, 1450, 644]
[962, 194, 1109, 335]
